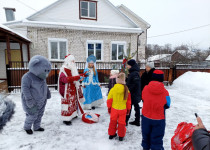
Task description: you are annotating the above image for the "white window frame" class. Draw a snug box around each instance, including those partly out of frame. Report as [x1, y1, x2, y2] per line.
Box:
[48, 38, 68, 61]
[80, 1, 96, 19]
[86, 40, 103, 62]
[111, 41, 127, 62]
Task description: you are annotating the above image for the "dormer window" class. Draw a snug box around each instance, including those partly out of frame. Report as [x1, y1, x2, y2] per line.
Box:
[4, 8, 16, 22]
[79, 0, 97, 20]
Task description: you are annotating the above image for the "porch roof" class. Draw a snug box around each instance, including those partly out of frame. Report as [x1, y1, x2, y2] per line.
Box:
[0, 24, 31, 43]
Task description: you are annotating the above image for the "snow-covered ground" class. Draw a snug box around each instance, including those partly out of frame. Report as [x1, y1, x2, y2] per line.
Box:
[0, 71, 210, 150]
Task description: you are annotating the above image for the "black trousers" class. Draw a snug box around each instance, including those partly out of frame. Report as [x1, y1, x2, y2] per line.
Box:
[126, 102, 141, 123]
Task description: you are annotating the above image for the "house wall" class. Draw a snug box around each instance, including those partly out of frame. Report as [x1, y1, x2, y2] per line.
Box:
[0, 42, 28, 79]
[27, 27, 138, 62]
[30, 0, 136, 28]
[117, 6, 149, 61]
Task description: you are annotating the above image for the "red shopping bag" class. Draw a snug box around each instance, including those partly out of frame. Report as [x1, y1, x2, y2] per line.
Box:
[171, 122, 196, 150]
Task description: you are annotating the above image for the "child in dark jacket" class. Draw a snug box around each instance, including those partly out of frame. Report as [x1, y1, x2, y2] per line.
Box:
[107, 73, 131, 141]
[141, 70, 171, 150]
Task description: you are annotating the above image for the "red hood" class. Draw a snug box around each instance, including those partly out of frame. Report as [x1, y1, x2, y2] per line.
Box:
[147, 81, 165, 95]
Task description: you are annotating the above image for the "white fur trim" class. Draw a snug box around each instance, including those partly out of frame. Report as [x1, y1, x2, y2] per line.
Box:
[83, 98, 104, 110]
[84, 69, 100, 86]
[61, 111, 78, 121]
[85, 112, 99, 122]
[111, 70, 119, 76]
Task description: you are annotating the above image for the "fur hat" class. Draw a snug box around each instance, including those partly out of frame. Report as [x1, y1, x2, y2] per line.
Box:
[64, 54, 75, 62]
[110, 70, 119, 76]
[146, 62, 155, 68]
[152, 70, 164, 82]
[116, 73, 126, 85]
[127, 59, 136, 67]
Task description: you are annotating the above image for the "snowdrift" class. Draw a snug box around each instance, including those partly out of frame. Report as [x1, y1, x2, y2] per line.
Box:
[172, 71, 210, 100]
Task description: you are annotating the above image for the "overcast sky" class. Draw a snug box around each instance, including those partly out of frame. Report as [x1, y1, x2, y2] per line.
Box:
[21, 0, 210, 50]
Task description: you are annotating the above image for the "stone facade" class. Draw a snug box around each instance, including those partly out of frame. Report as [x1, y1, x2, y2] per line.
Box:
[27, 27, 139, 62]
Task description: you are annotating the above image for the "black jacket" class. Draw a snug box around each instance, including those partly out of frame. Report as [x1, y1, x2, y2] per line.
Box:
[141, 68, 155, 92]
[108, 78, 116, 94]
[192, 129, 210, 150]
[126, 64, 141, 104]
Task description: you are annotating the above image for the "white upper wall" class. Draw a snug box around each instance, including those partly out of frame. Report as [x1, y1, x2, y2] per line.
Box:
[0, 0, 35, 23]
[28, 0, 137, 28]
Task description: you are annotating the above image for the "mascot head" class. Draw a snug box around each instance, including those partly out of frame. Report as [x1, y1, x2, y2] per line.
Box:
[29, 55, 51, 80]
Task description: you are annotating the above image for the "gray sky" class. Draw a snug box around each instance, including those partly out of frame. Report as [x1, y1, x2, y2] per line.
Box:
[21, 0, 210, 50]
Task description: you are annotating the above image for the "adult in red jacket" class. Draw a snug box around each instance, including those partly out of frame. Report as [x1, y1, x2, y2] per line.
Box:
[141, 70, 171, 150]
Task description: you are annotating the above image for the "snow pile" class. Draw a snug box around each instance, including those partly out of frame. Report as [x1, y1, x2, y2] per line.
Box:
[172, 71, 210, 100]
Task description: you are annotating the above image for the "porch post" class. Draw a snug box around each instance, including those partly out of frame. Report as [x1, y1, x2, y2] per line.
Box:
[6, 35, 11, 66]
[27, 43, 30, 61]
[19, 42, 23, 67]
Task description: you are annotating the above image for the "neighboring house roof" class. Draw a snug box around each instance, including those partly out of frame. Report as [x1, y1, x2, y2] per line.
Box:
[117, 4, 151, 29]
[148, 54, 171, 62]
[206, 55, 210, 61]
[172, 50, 196, 59]
[4, 0, 144, 34]
[0, 0, 36, 23]
[0, 24, 30, 42]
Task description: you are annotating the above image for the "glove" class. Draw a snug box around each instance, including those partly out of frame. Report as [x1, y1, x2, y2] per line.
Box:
[126, 109, 130, 115]
[29, 105, 38, 115]
[108, 108, 111, 114]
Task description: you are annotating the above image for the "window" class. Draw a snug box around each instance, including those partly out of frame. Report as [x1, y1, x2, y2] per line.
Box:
[80, 0, 97, 20]
[48, 39, 68, 61]
[111, 42, 126, 61]
[87, 40, 103, 61]
[4, 8, 16, 22]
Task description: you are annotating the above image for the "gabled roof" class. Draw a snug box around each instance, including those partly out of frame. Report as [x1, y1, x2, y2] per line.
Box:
[172, 50, 196, 59]
[0, 24, 30, 42]
[206, 55, 210, 61]
[148, 54, 171, 62]
[117, 4, 151, 29]
[5, 0, 143, 34]
[4, 20, 142, 33]
[0, 0, 36, 23]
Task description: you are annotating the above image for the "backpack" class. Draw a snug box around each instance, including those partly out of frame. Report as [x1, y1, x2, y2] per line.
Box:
[171, 122, 195, 150]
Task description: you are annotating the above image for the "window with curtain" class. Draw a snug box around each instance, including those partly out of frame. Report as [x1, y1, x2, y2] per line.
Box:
[111, 43, 126, 61]
[80, 0, 97, 20]
[49, 39, 67, 61]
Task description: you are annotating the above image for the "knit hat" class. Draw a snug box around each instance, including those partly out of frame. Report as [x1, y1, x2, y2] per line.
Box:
[127, 59, 136, 67]
[116, 73, 126, 85]
[146, 62, 155, 68]
[152, 70, 164, 82]
[110, 70, 119, 76]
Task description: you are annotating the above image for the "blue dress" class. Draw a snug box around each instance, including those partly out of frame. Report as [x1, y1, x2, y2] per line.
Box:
[82, 68, 103, 109]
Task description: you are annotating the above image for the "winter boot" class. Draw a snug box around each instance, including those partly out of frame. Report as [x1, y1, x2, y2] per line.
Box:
[129, 121, 140, 126]
[25, 129, 33, 135]
[109, 133, 117, 140]
[119, 137, 124, 141]
[63, 121, 72, 126]
[34, 128, 45, 131]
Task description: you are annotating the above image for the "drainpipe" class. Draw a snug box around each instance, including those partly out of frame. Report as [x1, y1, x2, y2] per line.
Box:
[136, 31, 144, 63]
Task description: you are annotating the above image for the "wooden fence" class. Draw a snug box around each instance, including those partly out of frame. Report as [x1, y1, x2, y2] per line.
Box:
[6, 61, 210, 92]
